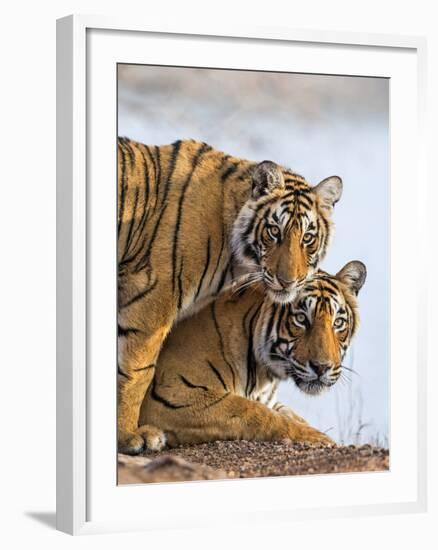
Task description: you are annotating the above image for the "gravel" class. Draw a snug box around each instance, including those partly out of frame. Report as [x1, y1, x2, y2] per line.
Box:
[141, 440, 389, 480]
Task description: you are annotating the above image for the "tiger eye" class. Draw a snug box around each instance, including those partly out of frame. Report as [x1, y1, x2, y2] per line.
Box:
[294, 312, 307, 325]
[302, 232, 315, 245]
[268, 225, 280, 239]
[334, 317, 346, 329]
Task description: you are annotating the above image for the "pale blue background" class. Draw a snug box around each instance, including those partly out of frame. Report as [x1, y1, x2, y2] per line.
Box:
[118, 65, 389, 446]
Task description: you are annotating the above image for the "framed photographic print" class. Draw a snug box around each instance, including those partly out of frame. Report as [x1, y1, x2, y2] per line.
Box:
[56, 15, 427, 535]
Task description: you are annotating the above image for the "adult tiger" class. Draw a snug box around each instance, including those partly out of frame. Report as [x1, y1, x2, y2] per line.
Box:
[139, 261, 366, 449]
[118, 137, 343, 454]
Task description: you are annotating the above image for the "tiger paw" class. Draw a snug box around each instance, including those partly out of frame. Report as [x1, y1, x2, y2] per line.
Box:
[136, 424, 167, 451]
[307, 433, 334, 447]
[118, 426, 167, 454]
[118, 430, 146, 455]
[289, 424, 335, 447]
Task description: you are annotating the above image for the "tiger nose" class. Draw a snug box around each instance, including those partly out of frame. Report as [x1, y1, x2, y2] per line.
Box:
[309, 362, 330, 377]
[277, 275, 294, 289]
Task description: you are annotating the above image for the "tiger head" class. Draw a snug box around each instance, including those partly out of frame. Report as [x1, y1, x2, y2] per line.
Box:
[232, 161, 343, 303]
[256, 261, 367, 395]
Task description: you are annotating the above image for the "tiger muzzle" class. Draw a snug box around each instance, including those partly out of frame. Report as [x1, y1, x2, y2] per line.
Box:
[308, 361, 331, 378]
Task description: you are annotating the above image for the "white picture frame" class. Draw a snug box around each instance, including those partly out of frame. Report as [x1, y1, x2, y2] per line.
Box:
[56, 14, 427, 535]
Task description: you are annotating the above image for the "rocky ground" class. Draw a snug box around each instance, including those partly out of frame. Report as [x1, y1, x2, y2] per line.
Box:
[118, 440, 389, 484]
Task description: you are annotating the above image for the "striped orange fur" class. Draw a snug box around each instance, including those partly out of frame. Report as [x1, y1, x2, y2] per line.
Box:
[139, 262, 366, 448]
[117, 137, 342, 453]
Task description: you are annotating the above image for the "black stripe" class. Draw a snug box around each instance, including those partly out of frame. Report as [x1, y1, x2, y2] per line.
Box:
[278, 303, 289, 333]
[124, 139, 136, 168]
[206, 360, 228, 391]
[132, 364, 155, 372]
[177, 256, 184, 311]
[134, 140, 182, 272]
[118, 324, 142, 337]
[118, 141, 127, 234]
[215, 263, 230, 294]
[126, 147, 151, 258]
[121, 145, 156, 263]
[291, 187, 313, 198]
[304, 284, 318, 292]
[295, 194, 313, 207]
[318, 277, 339, 293]
[154, 146, 161, 202]
[160, 138, 182, 216]
[205, 392, 230, 409]
[241, 206, 261, 242]
[243, 299, 264, 335]
[209, 226, 225, 287]
[321, 285, 338, 296]
[195, 236, 211, 299]
[179, 374, 209, 391]
[318, 213, 330, 256]
[346, 302, 356, 335]
[122, 185, 140, 261]
[265, 302, 278, 341]
[221, 163, 238, 183]
[211, 302, 236, 390]
[279, 204, 293, 218]
[216, 154, 231, 176]
[245, 302, 263, 397]
[118, 365, 129, 379]
[243, 243, 259, 265]
[284, 178, 308, 188]
[171, 142, 211, 293]
[265, 383, 278, 406]
[120, 279, 158, 309]
[159, 139, 181, 211]
[279, 198, 312, 212]
[242, 302, 254, 337]
[254, 212, 266, 245]
[150, 380, 191, 409]
[144, 145, 157, 182]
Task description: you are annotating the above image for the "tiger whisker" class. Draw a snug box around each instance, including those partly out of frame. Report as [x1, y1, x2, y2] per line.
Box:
[231, 279, 263, 295]
[342, 365, 359, 376]
[230, 273, 264, 295]
[229, 271, 264, 285]
[339, 371, 351, 385]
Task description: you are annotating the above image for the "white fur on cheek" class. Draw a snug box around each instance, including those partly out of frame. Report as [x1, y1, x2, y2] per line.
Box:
[231, 201, 259, 267]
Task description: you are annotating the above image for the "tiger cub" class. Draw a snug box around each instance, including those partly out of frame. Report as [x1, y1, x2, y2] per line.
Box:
[118, 137, 343, 453]
[139, 261, 366, 448]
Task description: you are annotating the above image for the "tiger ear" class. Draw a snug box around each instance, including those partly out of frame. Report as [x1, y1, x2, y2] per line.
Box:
[336, 261, 367, 295]
[251, 161, 285, 198]
[314, 176, 343, 209]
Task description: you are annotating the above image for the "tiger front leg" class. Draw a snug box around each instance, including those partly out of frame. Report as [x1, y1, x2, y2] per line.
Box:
[164, 394, 334, 447]
[118, 325, 171, 455]
[222, 395, 334, 445]
[272, 402, 309, 425]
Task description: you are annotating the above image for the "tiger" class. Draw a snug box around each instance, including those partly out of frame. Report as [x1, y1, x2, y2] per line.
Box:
[117, 137, 343, 454]
[138, 261, 367, 449]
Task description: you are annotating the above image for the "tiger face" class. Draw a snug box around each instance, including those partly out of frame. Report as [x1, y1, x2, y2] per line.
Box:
[256, 261, 367, 395]
[232, 161, 343, 303]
